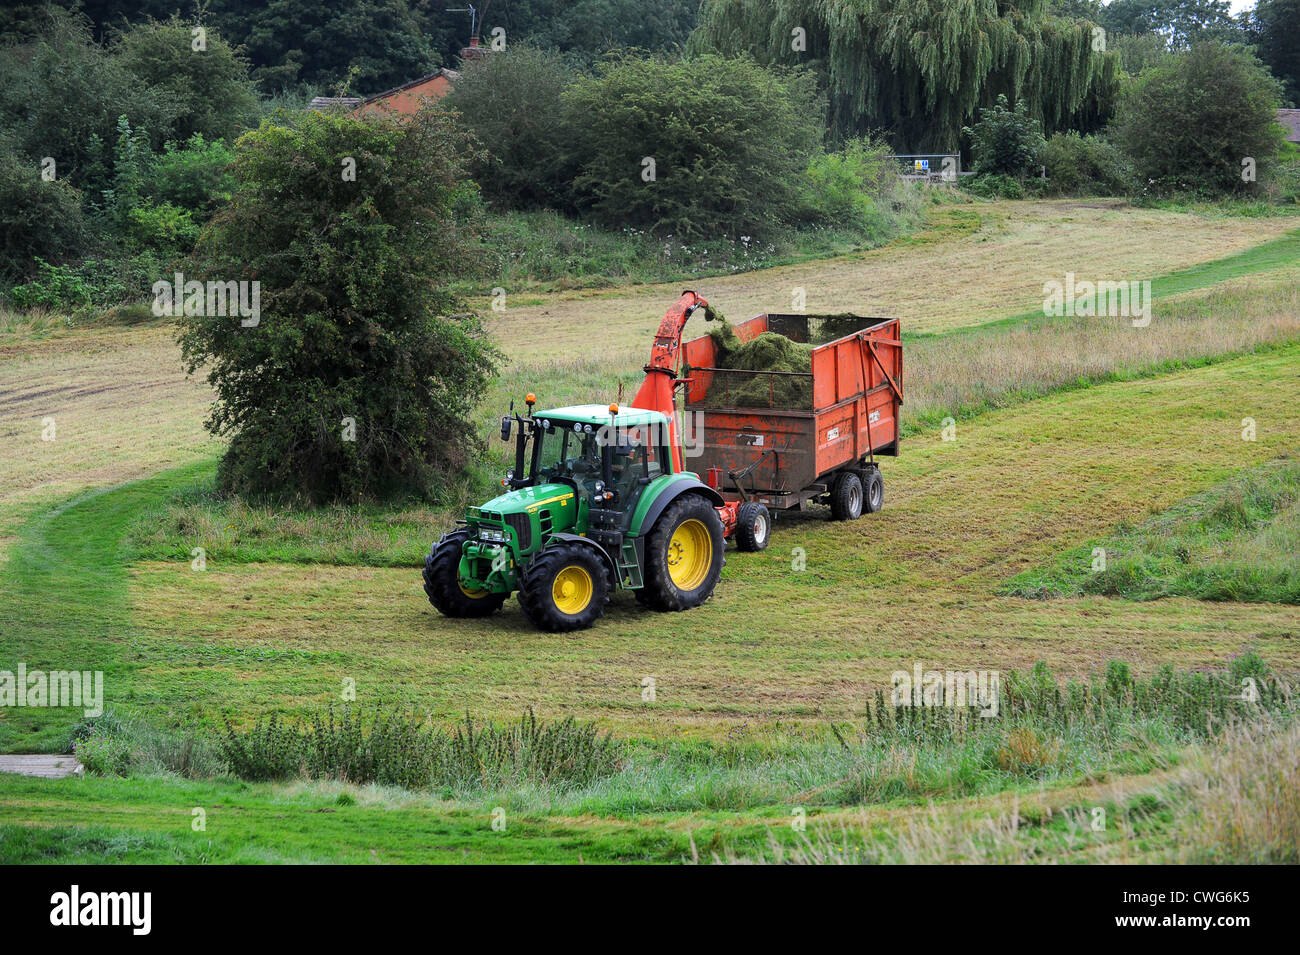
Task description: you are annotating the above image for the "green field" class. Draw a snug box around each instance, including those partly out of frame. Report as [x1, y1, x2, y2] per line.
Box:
[3, 199, 1299, 863]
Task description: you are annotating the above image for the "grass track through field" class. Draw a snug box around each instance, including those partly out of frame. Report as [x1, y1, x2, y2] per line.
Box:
[926, 228, 1300, 341]
[0, 462, 213, 750]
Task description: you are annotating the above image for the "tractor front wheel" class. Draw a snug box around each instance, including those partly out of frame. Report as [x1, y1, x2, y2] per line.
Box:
[519, 542, 609, 632]
[641, 495, 725, 611]
[423, 531, 506, 618]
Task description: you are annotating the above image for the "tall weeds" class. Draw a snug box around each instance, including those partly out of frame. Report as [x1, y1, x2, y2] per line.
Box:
[219, 707, 624, 793]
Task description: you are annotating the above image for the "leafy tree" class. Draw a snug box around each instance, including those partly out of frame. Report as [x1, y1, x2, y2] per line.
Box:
[215, 0, 440, 92]
[0, 149, 90, 280]
[414, 0, 700, 65]
[1110, 32, 1174, 75]
[1111, 42, 1285, 195]
[0, 8, 177, 194]
[442, 46, 576, 209]
[691, 0, 1118, 151]
[1099, 0, 1243, 48]
[563, 54, 825, 238]
[178, 108, 498, 503]
[113, 15, 259, 142]
[1246, 0, 1300, 106]
[963, 95, 1047, 176]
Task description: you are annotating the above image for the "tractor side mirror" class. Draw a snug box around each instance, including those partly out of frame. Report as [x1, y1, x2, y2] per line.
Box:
[500, 416, 512, 442]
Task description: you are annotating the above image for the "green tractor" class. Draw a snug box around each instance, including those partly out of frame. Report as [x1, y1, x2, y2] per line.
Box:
[423, 398, 726, 632]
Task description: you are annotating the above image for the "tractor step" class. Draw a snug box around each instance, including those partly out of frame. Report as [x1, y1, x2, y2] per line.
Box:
[617, 538, 643, 589]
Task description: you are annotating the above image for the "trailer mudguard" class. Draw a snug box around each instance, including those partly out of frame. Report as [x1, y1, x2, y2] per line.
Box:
[629, 476, 724, 539]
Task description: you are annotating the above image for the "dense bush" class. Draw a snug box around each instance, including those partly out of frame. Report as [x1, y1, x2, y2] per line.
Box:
[1112, 42, 1285, 196]
[0, 151, 90, 281]
[963, 94, 1046, 177]
[443, 46, 577, 210]
[961, 173, 1027, 199]
[112, 15, 258, 143]
[124, 201, 201, 257]
[1040, 131, 1133, 195]
[798, 137, 899, 234]
[178, 107, 498, 503]
[563, 54, 825, 238]
[148, 135, 236, 219]
[0, 9, 177, 196]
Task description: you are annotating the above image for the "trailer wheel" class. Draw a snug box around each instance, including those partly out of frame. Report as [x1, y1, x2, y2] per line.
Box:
[864, 468, 884, 513]
[642, 495, 725, 611]
[423, 530, 506, 618]
[735, 501, 771, 552]
[518, 541, 609, 632]
[829, 471, 864, 521]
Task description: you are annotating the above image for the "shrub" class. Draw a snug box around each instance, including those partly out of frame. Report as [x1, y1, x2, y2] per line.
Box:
[148, 135, 236, 219]
[6, 258, 98, 311]
[1040, 131, 1133, 195]
[962, 94, 1045, 177]
[74, 733, 133, 776]
[563, 53, 826, 238]
[0, 9, 176, 197]
[68, 710, 223, 778]
[0, 151, 90, 281]
[798, 137, 899, 236]
[112, 15, 259, 143]
[178, 107, 498, 503]
[1111, 42, 1286, 196]
[443, 46, 577, 210]
[124, 201, 201, 257]
[961, 173, 1026, 199]
[219, 712, 304, 781]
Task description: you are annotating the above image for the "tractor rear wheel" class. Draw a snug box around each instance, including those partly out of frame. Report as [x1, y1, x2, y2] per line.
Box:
[519, 541, 609, 632]
[829, 470, 864, 521]
[423, 530, 506, 618]
[641, 495, 725, 611]
[735, 501, 771, 552]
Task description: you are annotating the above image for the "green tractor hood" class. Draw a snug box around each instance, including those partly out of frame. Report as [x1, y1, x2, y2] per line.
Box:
[460, 483, 581, 593]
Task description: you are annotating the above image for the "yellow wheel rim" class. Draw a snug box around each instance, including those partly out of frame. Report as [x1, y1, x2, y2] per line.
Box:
[459, 580, 490, 599]
[667, 518, 712, 591]
[552, 565, 594, 615]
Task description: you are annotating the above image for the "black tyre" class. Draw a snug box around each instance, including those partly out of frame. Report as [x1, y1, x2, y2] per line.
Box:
[518, 541, 609, 632]
[829, 470, 864, 521]
[423, 530, 506, 618]
[641, 494, 725, 611]
[735, 501, 771, 552]
[864, 467, 884, 513]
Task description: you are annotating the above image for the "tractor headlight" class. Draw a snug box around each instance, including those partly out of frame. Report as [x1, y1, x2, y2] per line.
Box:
[478, 527, 507, 544]
[594, 480, 605, 495]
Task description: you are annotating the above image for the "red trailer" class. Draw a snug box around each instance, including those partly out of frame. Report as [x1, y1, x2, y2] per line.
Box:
[680, 312, 903, 551]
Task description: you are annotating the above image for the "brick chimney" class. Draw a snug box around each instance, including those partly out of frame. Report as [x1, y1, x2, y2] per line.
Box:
[460, 35, 490, 62]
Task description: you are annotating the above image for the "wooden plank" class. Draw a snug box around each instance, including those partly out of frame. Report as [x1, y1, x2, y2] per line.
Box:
[0, 755, 84, 779]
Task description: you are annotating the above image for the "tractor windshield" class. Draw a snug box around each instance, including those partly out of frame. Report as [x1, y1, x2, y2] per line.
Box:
[532, 424, 603, 489]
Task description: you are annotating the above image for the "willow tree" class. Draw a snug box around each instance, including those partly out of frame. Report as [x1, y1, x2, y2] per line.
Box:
[691, 0, 1118, 151]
